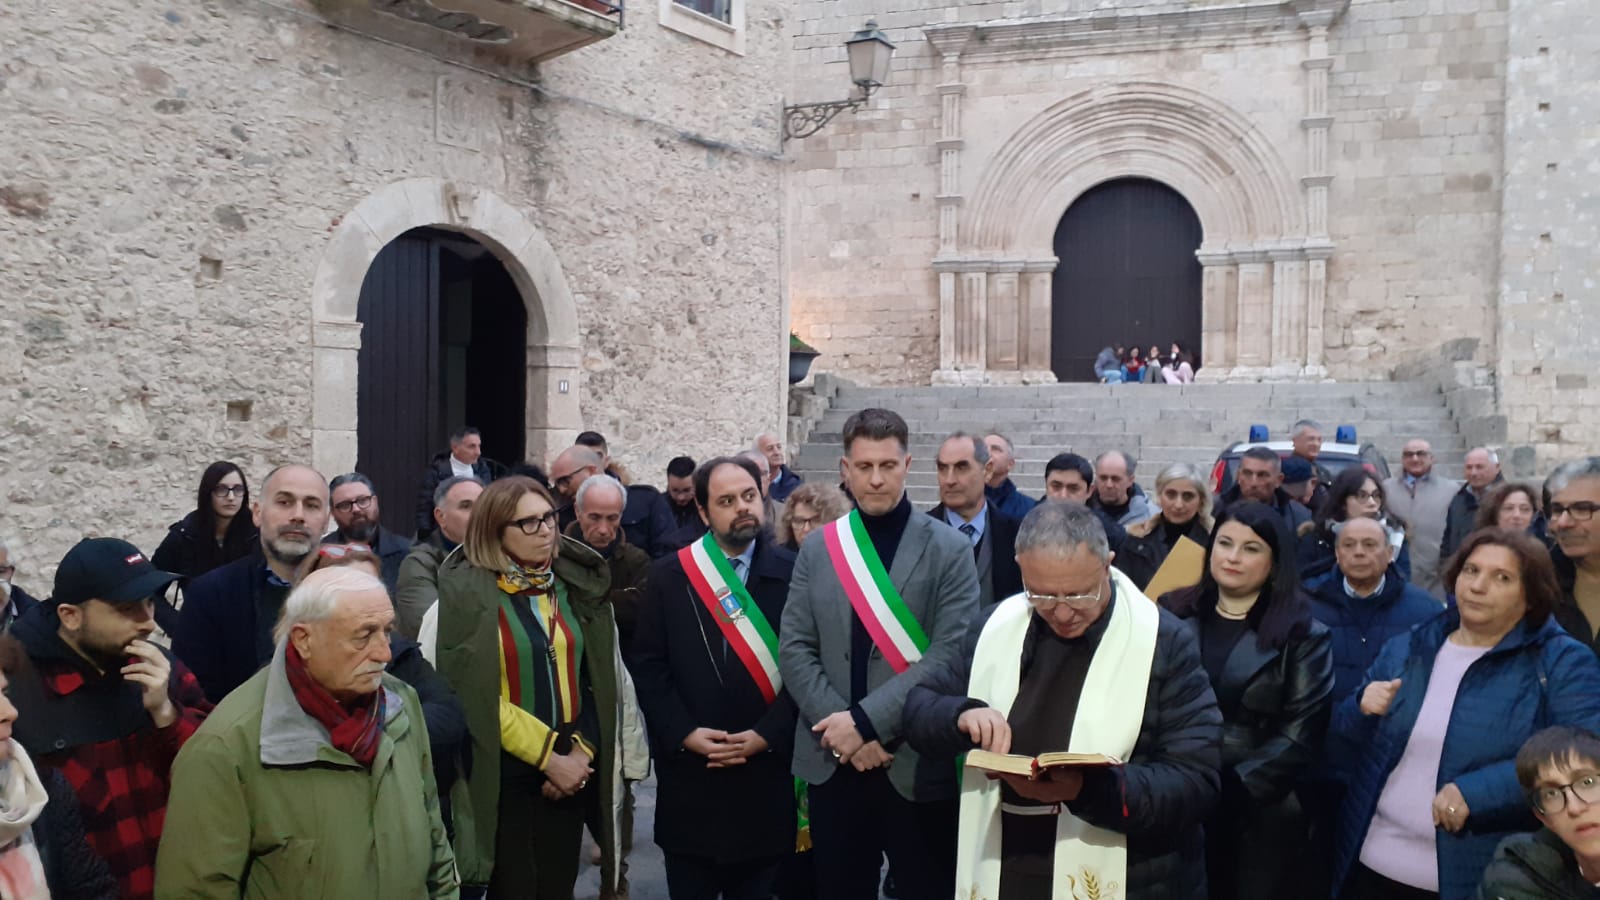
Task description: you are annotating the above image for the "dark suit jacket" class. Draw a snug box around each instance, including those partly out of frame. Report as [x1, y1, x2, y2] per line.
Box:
[631, 539, 799, 862]
[172, 553, 283, 703]
[927, 503, 1024, 609]
[779, 506, 980, 801]
[324, 525, 412, 595]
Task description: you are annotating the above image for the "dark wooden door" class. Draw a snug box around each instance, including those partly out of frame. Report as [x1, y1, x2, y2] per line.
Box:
[357, 228, 527, 537]
[357, 233, 440, 537]
[1050, 178, 1203, 382]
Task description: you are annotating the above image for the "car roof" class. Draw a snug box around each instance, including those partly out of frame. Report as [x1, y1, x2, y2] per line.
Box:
[1220, 440, 1369, 456]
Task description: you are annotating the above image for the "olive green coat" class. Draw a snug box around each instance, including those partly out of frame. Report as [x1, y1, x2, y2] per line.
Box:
[154, 653, 458, 899]
[433, 536, 621, 891]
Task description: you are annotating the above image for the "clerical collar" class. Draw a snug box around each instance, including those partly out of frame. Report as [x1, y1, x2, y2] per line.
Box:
[943, 503, 988, 540]
[1344, 574, 1386, 600]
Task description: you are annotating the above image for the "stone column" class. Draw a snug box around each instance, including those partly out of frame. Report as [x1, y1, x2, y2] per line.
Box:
[927, 28, 974, 384]
[959, 270, 989, 375]
[1196, 249, 1237, 378]
[1232, 249, 1273, 378]
[1297, 11, 1338, 380]
[1303, 245, 1332, 378]
[526, 341, 583, 465]
[311, 319, 363, 476]
[986, 263, 1024, 381]
[1269, 247, 1308, 375]
[1020, 260, 1057, 383]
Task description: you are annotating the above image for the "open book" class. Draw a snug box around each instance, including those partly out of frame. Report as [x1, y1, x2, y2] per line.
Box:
[965, 749, 1122, 778]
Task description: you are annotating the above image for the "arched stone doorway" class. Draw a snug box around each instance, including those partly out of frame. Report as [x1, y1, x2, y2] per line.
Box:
[1051, 178, 1203, 382]
[355, 228, 529, 536]
[310, 178, 582, 484]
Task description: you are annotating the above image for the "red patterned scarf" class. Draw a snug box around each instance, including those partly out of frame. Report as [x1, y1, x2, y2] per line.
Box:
[284, 642, 384, 768]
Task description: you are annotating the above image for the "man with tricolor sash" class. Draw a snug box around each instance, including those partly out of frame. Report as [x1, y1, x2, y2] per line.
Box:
[779, 408, 981, 900]
[903, 501, 1223, 900]
[631, 456, 800, 899]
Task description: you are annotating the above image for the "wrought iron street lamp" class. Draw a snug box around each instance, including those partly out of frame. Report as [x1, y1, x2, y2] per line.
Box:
[782, 20, 896, 142]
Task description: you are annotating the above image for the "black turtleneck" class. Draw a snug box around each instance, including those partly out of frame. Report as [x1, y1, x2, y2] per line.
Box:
[1160, 517, 1193, 549]
[850, 495, 914, 739]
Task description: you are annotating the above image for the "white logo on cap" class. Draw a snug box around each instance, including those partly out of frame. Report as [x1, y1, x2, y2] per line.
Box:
[125, 554, 145, 565]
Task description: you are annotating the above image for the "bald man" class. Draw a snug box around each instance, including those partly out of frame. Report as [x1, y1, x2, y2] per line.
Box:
[175, 464, 332, 702]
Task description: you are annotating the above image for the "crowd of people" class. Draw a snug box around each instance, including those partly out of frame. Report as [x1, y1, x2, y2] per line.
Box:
[6, 411, 1600, 900]
[1093, 342, 1197, 384]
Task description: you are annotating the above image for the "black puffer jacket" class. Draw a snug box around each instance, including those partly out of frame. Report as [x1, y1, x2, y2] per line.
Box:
[1117, 514, 1212, 592]
[150, 510, 259, 588]
[37, 764, 119, 899]
[904, 594, 1223, 900]
[1477, 829, 1600, 900]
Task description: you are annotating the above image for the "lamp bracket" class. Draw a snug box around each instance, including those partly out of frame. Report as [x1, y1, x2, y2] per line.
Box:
[782, 85, 877, 142]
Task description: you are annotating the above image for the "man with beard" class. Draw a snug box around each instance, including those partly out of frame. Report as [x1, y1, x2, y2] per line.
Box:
[0, 537, 212, 899]
[176, 464, 331, 702]
[667, 456, 701, 530]
[632, 456, 800, 898]
[325, 472, 413, 594]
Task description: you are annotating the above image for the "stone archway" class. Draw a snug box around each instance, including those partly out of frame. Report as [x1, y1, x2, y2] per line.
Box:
[310, 178, 581, 476]
[929, 79, 1329, 384]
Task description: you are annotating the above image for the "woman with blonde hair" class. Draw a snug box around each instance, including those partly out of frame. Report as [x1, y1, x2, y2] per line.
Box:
[432, 476, 632, 898]
[1118, 462, 1215, 590]
[775, 482, 852, 551]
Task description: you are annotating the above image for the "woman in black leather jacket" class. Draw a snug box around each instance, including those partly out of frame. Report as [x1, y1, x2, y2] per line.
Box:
[1159, 501, 1335, 900]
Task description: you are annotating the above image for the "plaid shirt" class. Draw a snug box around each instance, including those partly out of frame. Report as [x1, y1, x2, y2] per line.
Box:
[32, 656, 212, 900]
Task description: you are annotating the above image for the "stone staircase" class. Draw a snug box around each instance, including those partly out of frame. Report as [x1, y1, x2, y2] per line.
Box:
[790, 382, 1468, 508]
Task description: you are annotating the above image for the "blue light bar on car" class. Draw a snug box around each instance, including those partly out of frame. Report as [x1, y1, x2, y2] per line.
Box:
[1248, 424, 1270, 442]
[1336, 425, 1356, 443]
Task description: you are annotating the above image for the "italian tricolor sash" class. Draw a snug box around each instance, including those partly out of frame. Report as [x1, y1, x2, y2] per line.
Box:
[821, 510, 930, 674]
[680, 533, 782, 704]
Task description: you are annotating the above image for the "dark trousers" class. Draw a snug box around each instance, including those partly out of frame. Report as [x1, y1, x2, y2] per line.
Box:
[1339, 863, 1440, 900]
[664, 852, 784, 900]
[489, 779, 590, 899]
[807, 765, 958, 900]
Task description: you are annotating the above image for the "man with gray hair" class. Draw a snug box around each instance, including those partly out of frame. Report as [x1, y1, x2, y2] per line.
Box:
[1548, 457, 1600, 657]
[325, 472, 413, 594]
[552, 444, 676, 558]
[1088, 449, 1158, 528]
[1440, 446, 1504, 565]
[0, 536, 41, 631]
[756, 432, 804, 503]
[1291, 419, 1332, 510]
[393, 475, 484, 640]
[568, 473, 651, 650]
[156, 567, 458, 898]
[984, 432, 1039, 521]
[931, 432, 1024, 609]
[904, 501, 1221, 899]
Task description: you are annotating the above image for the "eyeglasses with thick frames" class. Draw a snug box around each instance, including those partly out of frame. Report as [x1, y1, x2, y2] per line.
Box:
[333, 494, 376, 514]
[1529, 773, 1600, 815]
[212, 484, 247, 499]
[508, 511, 560, 535]
[1023, 582, 1105, 612]
[1549, 502, 1600, 523]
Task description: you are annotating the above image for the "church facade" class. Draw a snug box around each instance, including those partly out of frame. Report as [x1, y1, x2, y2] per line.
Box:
[785, 0, 1598, 459]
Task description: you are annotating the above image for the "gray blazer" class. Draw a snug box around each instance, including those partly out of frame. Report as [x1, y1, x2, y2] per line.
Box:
[779, 508, 980, 801]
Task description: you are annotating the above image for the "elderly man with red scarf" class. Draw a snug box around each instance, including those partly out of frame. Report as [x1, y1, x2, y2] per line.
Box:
[155, 566, 458, 897]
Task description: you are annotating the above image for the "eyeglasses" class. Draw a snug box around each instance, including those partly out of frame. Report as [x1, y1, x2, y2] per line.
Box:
[1023, 582, 1105, 612]
[552, 469, 590, 494]
[212, 484, 247, 499]
[1529, 773, 1600, 815]
[333, 494, 376, 514]
[508, 511, 560, 535]
[1352, 490, 1383, 502]
[1550, 502, 1600, 522]
[1401, 450, 1432, 458]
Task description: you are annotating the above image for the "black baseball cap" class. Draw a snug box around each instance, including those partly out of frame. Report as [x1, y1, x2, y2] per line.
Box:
[51, 538, 179, 607]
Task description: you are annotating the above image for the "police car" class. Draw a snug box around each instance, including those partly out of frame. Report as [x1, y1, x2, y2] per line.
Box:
[1210, 425, 1391, 496]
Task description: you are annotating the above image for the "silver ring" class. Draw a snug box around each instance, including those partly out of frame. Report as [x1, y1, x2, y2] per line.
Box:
[580, 780, 588, 789]
[832, 750, 842, 760]
[1447, 806, 1457, 814]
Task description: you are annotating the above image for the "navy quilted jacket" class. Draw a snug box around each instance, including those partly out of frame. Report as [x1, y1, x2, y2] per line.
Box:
[1330, 609, 1600, 899]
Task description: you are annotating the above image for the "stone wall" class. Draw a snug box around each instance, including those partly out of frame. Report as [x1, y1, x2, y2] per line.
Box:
[786, 0, 1513, 385]
[0, 0, 789, 572]
[1494, 0, 1600, 468]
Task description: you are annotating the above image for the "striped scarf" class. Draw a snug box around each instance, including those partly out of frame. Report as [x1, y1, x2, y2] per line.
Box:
[496, 577, 585, 729]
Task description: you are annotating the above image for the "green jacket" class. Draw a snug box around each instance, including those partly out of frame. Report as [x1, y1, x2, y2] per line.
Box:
[395, 534, 450, 640]
[1478, 829, 1600, 900]
[154, 648, 458, 899]
[434, 536, 620, 890]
